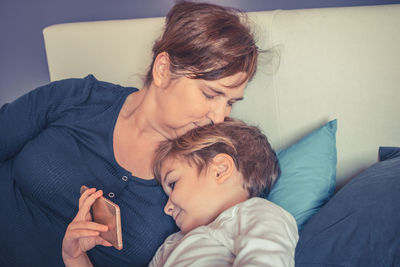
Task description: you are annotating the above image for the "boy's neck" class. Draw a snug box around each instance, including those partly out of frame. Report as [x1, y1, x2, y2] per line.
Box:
[215, 171, 249, 220]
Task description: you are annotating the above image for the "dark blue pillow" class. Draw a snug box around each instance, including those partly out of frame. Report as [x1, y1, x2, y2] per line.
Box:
[295, 147, 400, 267]
[379, 146, 400, 161]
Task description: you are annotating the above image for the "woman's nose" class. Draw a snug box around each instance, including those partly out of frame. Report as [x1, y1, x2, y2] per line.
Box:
[209, 101, 230, 124]
[164, 198, 174, 216]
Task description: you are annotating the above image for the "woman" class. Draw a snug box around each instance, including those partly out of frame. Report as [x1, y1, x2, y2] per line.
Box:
[0, 1, 259, 266]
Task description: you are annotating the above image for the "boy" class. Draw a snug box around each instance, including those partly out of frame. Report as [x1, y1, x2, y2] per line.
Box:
[62, 118, 298, 266]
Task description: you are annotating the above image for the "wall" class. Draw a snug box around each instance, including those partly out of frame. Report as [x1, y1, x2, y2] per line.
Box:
[0, 0, 398, 106]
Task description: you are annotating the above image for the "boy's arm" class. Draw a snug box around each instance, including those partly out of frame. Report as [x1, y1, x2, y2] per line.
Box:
[149, 231, 233, 267]
[233, 198, 299, 267]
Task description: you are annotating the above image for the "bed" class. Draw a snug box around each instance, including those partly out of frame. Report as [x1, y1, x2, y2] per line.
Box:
[43, 4, 400, 266]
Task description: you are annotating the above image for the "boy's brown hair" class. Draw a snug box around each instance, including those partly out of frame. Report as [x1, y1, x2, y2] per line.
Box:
[153, 118, 280, 197]
[144, 1, 259, 88]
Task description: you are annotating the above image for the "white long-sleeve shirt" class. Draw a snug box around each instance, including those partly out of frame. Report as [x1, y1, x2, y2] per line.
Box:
[149, 197, 298, 267]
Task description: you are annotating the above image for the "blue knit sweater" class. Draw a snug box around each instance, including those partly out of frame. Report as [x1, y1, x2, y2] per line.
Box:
[0, 75, 178, 267]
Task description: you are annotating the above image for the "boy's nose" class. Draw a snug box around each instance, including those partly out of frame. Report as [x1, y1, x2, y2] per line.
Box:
[164, 198, 174, 216]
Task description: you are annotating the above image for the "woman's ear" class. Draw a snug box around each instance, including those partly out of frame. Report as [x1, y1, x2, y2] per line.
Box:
[211, 153, 235, 184]
[152, 52, 171, 88]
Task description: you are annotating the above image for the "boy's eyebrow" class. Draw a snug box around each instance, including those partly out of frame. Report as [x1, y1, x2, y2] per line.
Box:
[163, 169, 173, 183]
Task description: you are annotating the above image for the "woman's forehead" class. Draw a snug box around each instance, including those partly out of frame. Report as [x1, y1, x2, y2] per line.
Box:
[217, 72, 249, 87]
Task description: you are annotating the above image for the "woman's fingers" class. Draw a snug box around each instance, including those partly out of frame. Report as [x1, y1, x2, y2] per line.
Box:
[97, 237, 113, 247]
[68, 220, 109, 233]
[62, 187, 113, 261]
[75, 189, 103, 221]
[78, 187, 96, 209]
[67, 229, 101, 240]
[63, 229, 112, 258]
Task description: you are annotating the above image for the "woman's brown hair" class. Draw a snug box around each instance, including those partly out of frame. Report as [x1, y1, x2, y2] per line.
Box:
[153, 117, 280, 198]
[144, 1, 259, 87]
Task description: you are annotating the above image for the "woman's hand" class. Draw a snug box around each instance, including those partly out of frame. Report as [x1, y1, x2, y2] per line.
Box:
[62, 188, 112, 267]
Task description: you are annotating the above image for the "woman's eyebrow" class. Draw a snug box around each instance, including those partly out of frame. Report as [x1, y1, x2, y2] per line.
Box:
[230, 97, 244, 102]
[204, 85, 224, 95]
[205, 85, 244, 101]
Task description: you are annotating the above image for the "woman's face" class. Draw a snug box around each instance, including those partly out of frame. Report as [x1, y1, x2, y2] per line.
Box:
[154, 72, 248, 139]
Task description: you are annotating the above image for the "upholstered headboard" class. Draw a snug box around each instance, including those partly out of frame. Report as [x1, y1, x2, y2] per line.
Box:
[43, 4, 400, 187]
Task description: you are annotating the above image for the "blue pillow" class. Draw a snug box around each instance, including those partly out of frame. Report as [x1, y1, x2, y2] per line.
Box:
[295, 148, 400, 266]
[267, 119, 337, 230]
[379, 146, 400, 161]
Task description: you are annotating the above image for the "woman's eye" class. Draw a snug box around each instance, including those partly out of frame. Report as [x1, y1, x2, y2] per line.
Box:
[168, 181, 176, 190]
[203, 92, 215, 100]
[227, 101, 234, 107]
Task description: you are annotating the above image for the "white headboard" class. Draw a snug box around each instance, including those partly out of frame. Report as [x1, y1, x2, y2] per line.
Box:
[43, 4, 400, 187]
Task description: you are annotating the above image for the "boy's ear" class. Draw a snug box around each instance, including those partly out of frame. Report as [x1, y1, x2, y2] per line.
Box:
[211, 153, 235, 184]
[152, 52, 171, 88]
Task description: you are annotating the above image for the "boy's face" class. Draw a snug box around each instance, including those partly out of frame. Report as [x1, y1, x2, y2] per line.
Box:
[159, 156, 233, 234]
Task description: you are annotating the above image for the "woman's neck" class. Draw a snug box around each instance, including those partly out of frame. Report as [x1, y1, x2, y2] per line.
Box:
[120, 87, 167, 142]
[113, 87, 167, 179]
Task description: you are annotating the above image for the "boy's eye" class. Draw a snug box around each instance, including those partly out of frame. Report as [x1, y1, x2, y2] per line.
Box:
[168, 181, 176, 190]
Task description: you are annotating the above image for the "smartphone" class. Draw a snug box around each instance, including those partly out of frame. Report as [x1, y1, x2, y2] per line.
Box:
[80, 185, 123, 250]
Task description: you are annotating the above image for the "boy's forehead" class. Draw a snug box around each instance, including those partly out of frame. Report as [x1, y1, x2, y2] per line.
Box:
[160, 157, 182, 180]
[160, 156, 197, 180]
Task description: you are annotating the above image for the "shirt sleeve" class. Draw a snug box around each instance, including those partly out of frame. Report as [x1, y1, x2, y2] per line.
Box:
[232, 198, 299, 267]
[0, 76, 95, 162]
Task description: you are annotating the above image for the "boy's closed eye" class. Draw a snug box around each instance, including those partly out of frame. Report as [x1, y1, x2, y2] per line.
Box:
[168, 181, 176, 190]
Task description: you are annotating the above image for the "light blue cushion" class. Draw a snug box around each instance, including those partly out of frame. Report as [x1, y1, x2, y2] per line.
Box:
[267, 119, 337, 230]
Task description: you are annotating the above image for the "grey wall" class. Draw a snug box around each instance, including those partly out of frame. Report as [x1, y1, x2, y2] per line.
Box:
[1, 0, 398, 106]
